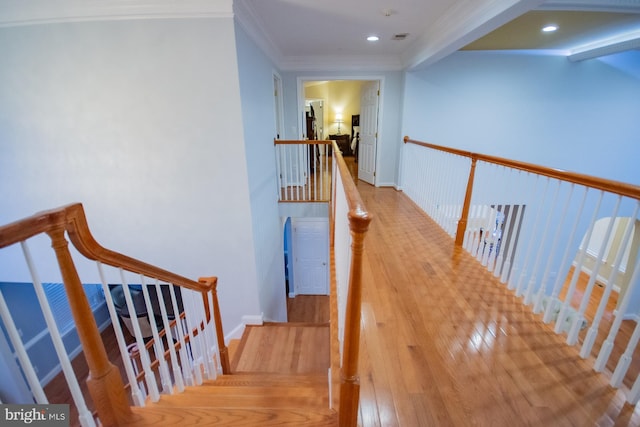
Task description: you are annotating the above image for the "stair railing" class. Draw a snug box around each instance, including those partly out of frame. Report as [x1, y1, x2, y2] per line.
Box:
[329, 141, 372, 426]
[402, 136, 640, 404]
[0, 204, 229, 426]
[274, 139, 333, 202]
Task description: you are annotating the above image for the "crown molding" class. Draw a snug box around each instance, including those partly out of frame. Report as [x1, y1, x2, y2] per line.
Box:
[233, 0, 283, 66]
[0, 0, 233, 28]
[233, 0, 403, 72]
[278, 54, 404, 72]
[539, 0, 640, 13]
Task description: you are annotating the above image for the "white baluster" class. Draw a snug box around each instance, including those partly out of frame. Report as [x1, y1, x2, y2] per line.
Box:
[581, 203, 639, 358]
[139, 276, 172, 394]
[543, 187, 588, 324]
[154, 281, 185, 392]
[627, 372, 640, 405]
[594, 252, 640, 372]
[192, 292, 216, 380]
[275, 145, 283, 201]
[555, 191, 604, 335]
[308, 144, 312, 200]
[182, 292, 203, 385]
[0, 290, 47, 403]
[503, 187, 525, 285]
[524, 180, 562, 305]
[169, 284, 194, 386]
[494, 166, 512, 278]
[567, 196, 621, 345]
[118, 269, 160, 402]
[534, 184, 575, 313]
[515, 176, 549, 298]
[610, 320, 640, 388]
[21, 242, 96, 427]
[286, 145, 293, 201]
[97, 262, 146, 406]
[205, 290, 221, 377]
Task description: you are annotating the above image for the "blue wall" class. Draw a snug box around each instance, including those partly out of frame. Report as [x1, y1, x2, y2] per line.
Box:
[234, 20, 287, 322]
[401, 50, 640, 315]
[402, 50, 640, 186]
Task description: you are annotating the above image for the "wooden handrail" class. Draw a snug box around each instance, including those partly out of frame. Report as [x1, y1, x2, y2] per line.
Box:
[0, 203, 227, 423]
[404, 136, 640, 248]
[331, 141, 373, 427]
[274, 139, 333, 145]
[404, 136, 640, 199]
[0, 204, 213, 294]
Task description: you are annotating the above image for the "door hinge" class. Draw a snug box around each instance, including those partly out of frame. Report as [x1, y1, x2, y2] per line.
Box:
[377, 90, 380, 96]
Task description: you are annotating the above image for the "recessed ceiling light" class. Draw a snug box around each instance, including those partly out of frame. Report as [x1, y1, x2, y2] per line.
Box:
[542, 24, 558, 33]
[367, 35, 380, 42]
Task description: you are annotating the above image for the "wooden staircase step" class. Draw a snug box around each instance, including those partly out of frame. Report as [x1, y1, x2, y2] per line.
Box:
[205, 373, 328, 388]
[149, 389, 329, 410]
[154, 373, 329, 409]
[120, 372, 336, 426]
[124, 406, 337, 426]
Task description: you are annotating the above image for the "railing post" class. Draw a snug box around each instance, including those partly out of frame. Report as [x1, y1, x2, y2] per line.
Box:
[455, 156, 477, 247]
[47, 227, 131, 426]
[199, 277, 230, 374]
[339, 211, 371, 427]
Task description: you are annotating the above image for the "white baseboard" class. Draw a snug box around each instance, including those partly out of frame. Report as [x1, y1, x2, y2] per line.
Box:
[243, 314, 264, 325]
[224, 314, 264, 345]
[288, 292, 296, 298]
[619, 312, 640, 322]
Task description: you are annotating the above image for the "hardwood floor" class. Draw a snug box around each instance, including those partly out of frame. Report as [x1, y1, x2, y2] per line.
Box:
[231, 324, 330, 374]
[352, 184, 640, 426]
[39, 175, 640, 426]
[287, 295, 330, 323]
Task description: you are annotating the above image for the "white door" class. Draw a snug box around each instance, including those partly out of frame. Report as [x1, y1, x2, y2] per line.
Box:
[292, 218, 329, 295]
[358, 80, 379, 185]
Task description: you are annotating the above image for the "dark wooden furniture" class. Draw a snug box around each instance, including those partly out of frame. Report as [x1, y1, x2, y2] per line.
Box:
[330, 134, 352, 156]
[352, 115, 360, 162]
[306, 111, 316, 140]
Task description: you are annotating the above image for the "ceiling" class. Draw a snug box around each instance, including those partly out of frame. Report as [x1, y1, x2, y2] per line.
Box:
[463, 10, 640, 51]
[236, 0, 640, 70]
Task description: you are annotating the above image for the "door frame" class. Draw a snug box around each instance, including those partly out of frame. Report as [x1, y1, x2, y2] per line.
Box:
[273, 71, 285, 140]
[297, 75, 385, 186]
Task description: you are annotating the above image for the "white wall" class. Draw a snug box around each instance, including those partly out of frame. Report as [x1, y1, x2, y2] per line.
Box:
[234, 20, 287, 322]
[0, 17, 261, 333]
[401, 50, 640, 186]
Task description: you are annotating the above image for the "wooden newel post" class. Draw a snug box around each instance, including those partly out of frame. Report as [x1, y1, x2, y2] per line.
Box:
[339, 211, 371, 427]
[47, 227, 131, 426]
[199, 277, 230, 374]
[455, 156, 478, 247]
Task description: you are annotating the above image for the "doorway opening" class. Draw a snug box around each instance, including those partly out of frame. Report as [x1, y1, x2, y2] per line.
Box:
[299, 78, 382, 186]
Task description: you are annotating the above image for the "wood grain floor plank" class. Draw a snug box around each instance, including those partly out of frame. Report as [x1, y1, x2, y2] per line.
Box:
[352, 183, 640, 427]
